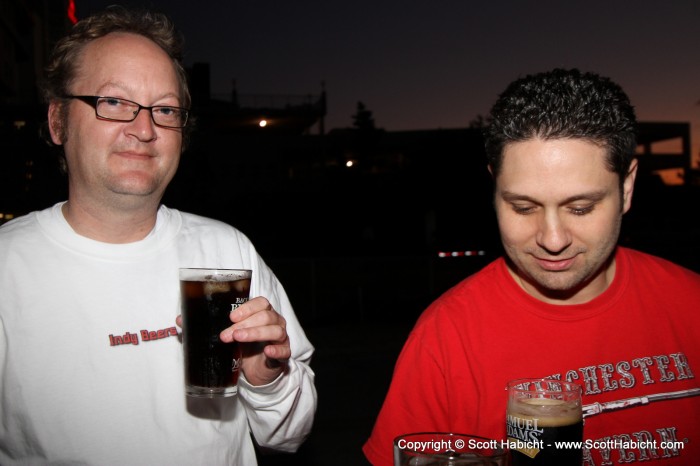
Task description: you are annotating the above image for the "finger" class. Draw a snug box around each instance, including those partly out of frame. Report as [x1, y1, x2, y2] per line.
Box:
[220, 314, 286, 342]
[222, 309, 276, 343]
[228, 323, 288, 344]
[264, 343, 292, 362]
[230, 309, 286, 332]
[175, 314, 182, 327]
[221, 310, 286, 343]
[229, 296, 273, 323]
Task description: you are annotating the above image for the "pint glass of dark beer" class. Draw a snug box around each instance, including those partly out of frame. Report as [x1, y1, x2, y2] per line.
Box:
[179, 268, 251, 398]
[506, 378, 583, 465]
[393, 432, 508, 465]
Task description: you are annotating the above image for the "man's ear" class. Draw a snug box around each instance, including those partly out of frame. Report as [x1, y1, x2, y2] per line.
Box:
[487, 164, 494, 177]
[622, 158, 638, 214]
[48, 101, 65, 146]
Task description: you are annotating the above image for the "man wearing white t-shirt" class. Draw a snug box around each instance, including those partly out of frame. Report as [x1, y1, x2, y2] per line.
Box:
[0, 6, 316, 465]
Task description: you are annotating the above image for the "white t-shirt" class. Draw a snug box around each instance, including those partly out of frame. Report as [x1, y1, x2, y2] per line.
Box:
[0, 203, 316, 465]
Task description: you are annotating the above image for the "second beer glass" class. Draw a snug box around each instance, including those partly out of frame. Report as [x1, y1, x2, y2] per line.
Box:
[506, 378, 583, 465]
[393, 432, 507, 465]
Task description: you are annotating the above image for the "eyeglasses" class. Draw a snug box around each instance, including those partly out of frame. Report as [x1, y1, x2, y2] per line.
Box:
[65, 95, 189, 128]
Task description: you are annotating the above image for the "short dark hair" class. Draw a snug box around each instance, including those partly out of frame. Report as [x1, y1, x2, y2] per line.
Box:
[41, 5, 193, 160]
[484, 69, 637, 181]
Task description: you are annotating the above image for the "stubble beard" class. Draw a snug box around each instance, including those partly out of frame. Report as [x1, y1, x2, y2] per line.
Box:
[506, 219, 622, 301]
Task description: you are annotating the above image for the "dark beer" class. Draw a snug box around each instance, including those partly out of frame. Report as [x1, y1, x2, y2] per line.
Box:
[507, 379, 583, 466]
[393, 433, 508, 465]
[180, 269, 251, 397]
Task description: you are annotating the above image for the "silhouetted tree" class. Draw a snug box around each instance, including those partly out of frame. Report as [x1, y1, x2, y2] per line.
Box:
[352, 101, 376, 131]
[468, 114, 486, 129]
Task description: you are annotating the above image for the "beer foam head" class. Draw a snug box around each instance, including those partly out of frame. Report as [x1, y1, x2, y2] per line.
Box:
[204, 281, 231, 295]
[510, 398, 582, 425]
[232, 278, 251, 293]
[179, 269, 251, 296]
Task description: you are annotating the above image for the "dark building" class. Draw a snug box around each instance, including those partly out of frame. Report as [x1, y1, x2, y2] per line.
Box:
[0, 0, 73, 222]
[1, 0, 698, 300]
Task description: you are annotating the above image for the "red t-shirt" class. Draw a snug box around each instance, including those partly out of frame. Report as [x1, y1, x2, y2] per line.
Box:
[363, 247, 700, 465]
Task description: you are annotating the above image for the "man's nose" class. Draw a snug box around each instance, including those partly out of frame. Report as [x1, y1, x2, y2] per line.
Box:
[126, 107, 157, 142]
[536, 210, 573, 253]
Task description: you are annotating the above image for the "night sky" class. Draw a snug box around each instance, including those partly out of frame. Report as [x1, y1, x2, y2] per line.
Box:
[75, 1, 700, 165]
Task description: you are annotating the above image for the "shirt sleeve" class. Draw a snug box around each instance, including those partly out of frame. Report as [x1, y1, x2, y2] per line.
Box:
[362, 317, 452, 465]
[236, 246, 317, 452]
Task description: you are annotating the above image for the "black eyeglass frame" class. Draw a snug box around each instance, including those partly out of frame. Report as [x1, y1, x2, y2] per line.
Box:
[64, 95, 190, 128]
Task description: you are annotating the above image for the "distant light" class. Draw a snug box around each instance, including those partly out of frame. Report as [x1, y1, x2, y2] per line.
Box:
[259, 119, 268, 128]
[438, 250, 486, 258]
[13, 120, 26, 130]
[346, 160, 354, 167]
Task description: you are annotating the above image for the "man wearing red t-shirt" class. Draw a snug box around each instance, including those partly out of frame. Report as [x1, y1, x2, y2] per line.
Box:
[364, 69, 700, 465]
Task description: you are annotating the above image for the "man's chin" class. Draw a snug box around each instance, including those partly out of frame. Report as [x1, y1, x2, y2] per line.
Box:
[520, 267, 611, 304]
[107, 175, 162, 197]
[526, 275, 579, 294]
